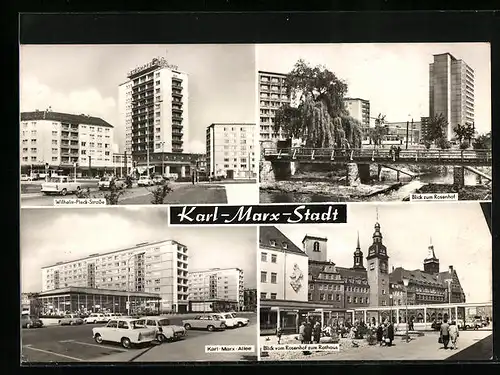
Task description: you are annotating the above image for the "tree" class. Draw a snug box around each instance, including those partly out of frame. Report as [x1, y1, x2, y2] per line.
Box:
[453, 123, 475, 145]
[274, 59, 362, 149]
[423, 113, 447, 145]
[150, 183, 173, 204]
[473, 132, 491, 150]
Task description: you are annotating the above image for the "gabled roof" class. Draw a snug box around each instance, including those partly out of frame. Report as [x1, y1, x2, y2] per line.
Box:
[390, 267, 444, 287]
[259, 226, 307, 257]
[302, 234, 327, 243]
[21, 111, 113, 128]
[336, 266, 369, 284]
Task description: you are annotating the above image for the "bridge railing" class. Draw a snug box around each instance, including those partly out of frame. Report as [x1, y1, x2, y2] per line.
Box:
[263, 147, 492, 162]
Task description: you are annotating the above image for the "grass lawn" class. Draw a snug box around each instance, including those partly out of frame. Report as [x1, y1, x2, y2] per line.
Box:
[119, 184, 228, 205]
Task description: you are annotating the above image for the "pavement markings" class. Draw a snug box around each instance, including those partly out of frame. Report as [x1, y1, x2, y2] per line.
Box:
[60, 340, 129, 352]
[22, 345, 84, 362]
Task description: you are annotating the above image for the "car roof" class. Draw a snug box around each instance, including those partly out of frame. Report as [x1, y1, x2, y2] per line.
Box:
[108, 317, 142, 323]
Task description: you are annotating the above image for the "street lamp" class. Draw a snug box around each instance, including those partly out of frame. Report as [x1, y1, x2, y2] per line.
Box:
[159, 141, 166, 176]
[445, 279, 452, 320]
[402, 277, 410, 342]
[127, 252, 145, 316]
[389, 294, 393, 324]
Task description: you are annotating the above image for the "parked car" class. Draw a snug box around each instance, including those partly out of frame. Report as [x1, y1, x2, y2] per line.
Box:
[98, 176, 126, 190]
[22, 315, 44, 329]
[85, 313, 108, 324]
[182, 314, 227, 332]
[213, 313, 239, 328]
[226, 312, 250, 327]
[137, 176, 154, 187]
[137, 316, 186, 342]
[20, 174, 33, 182]
[92, 318, 157, 349]
[41, 176, 81, 196]
[59, 314, 84, 326]
[152, 175, 165, 185]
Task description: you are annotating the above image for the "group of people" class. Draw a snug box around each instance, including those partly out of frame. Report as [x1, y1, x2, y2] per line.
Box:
[439, 319, 460, 350]
[389, 145, 402, 160]
[373, 319, 395, 347]
[298, 320, 323, 344]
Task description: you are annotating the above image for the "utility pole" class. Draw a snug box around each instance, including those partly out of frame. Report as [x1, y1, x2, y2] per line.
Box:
[89, 156, 92, 178]
[405, 121, 409, 150]
[124, 151, 127, 177]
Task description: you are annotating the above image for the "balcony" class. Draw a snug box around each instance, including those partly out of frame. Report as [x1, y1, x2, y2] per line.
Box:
[172, 107, 183, 113]
[172, 91, 183, 98]
[172, 139, 183, 145]
[172, 130, 183, 136]
[172, 115, 183, 121]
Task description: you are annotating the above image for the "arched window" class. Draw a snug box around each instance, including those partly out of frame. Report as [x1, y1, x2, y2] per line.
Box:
[313, 241, 320, 252]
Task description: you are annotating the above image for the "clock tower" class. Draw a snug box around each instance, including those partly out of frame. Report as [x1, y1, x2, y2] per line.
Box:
[366, 218, 390, 308]
[423, 237, 440, 274]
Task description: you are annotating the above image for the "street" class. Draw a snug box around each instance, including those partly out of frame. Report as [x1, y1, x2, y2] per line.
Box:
[20, 183, 229, 206]
[22, 313, 257, 363]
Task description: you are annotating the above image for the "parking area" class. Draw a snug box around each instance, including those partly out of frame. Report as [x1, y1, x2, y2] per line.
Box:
[22, 313, 257, 363]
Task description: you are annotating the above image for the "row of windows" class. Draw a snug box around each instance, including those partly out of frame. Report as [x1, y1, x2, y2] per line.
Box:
[260, 271, 277, 284]
[260, 292, 278, 300]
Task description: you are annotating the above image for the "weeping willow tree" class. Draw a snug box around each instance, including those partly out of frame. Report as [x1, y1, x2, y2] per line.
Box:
[274, 59, 363, 149]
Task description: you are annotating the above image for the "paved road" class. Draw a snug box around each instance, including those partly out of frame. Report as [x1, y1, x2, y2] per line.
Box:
[20, 184, 228, 207]
[446, 333, 493, 361]
[22, 313, 256, 363]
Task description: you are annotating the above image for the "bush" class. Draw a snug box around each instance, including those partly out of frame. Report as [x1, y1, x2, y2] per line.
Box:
[125, 175, 133, 188]
[150, 183, 173, 204]
[424, 141, 431, 149]
[103, 179, 124, 205]
[459, 142, 469, 150]
[437, 138, 451, 149]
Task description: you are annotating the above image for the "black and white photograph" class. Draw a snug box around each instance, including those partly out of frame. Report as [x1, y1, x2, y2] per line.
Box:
[20, 207, 257, 363]
[20, 44, 258, 207]
[258, 43, 492, 203]
[259, 202, 492, 361]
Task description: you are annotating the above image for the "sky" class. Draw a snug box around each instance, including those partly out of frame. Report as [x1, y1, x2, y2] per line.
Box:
[275, 202, 492, 304]
[20, 44, 257, 153]
[257, 43, 491, 133]
[20, 207, 257, 293]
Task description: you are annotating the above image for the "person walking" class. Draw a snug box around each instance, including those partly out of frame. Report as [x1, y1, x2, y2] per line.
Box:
[313, 321, 321, 344]
[382, 322, 389, 346]
[396, 146, 402, 161]
[449, 321, 459, 350]
[298, 322, 305, 344]
[440, 318, 451, 349]
[276, 326, 283, 345]
[376, 322, 383, 346]
[387, 320, 395, 347]
[304, 321, 313, 344]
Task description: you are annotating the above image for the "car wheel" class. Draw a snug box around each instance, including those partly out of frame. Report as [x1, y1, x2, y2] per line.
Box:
[94, 334, 103, 344]
[121, 337, 132, 349]
[184, 323, 191, 330]
[26, 323, 31, 329]
[69, 321, 73, 325]
[76, 186, 81, 192]
[61, 188, 67, 196]
[207, 325, 215, 332]
[58, 320, 62, 325]
[237, 322, 243, 328]
[220, 323, 226, 329]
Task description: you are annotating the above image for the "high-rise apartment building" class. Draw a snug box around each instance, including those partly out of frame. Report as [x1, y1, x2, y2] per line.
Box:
[20, 110, 114, 173]
[188, 268, 244, 312]
[41, 240, 189, 313]
[343, 98, 370, 127]
[119, 57, 189, 172]
[206, 123, 257, 179]
[429, 53, 475, 141]
[258, 71, 291, 144]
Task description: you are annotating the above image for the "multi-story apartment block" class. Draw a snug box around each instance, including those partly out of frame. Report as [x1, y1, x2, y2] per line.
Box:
[429, 53, 475, 141]
[243, 288, 257, 312]
[206, 123, 257, 179]
[20, 110, 114, 174]
[258, 71, 291, 144]
[343, 98, 370, 127]
[119, 57, 189, 174]
[188, 268, 244, 312]
[41, 240, 189, 313]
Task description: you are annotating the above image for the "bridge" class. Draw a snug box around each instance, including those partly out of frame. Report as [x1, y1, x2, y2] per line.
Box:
[261, 147, 492, 186]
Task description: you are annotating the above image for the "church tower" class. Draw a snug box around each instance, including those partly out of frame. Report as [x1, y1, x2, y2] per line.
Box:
[423, 237, 440, 274]
[366, 208, 390, 308]
[352, 231, 365, 270]
[302, 235, 328, 262]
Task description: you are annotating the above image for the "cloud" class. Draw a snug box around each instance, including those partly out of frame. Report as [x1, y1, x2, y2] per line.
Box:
[20, 75, 117, 123]
[189, 139, 206, 154]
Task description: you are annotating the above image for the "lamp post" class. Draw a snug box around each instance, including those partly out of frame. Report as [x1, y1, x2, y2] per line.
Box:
[160, 141, 166, 176]
[402, 277, 410, 342]
[445, 279, 452, 320]
[127, 252, 145, 316]
[389, 294, 393, 324]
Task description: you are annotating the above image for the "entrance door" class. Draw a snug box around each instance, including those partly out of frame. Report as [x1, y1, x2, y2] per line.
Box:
[227, 170, 234, 179]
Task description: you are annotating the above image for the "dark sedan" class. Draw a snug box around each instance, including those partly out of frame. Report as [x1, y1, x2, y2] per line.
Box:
[22, 315, 44, 329]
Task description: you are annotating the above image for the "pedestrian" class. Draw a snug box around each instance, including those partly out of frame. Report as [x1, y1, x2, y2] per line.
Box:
[389, 145, 394, 159]
[313, 321, 321, 343]
[409, 317, 415, 331]
[382, 322, 389, 346]
[449, 321, 459, 350]
[376, 323, 383, 346]
[304, 321, 313, 344]
[276, 326, 283, 345]
[298, 322, 305, 344]
[387, 320, 394, 347]
[396, 146, 402, 160]
[440, 318, 451, 349]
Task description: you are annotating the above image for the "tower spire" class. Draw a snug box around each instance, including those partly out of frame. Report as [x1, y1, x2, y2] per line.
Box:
[376, 206, 379, 222]
[356, 231, 360, 249]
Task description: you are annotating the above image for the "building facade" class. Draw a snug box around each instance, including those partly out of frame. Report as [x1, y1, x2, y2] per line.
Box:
[258, 71, 291, 145]
[383, 121, 422, 145]
[119, 57, 189, 175]
[429, 53, 475, 141]
[188, 268, 244, 312]
[20, 110, 114, 173]
[243, 288, 257, 312]
[41, 240, 189, 313]
[206, 123, 257, 179]
[343, 98, 370, 128]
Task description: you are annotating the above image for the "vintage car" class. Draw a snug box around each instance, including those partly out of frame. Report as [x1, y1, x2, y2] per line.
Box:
[226, 312, 250, 327]
[92, 318, 157, 349]
[152, 175, 165, 185]
[98, 176, 126, 190]
[59, 314, 84, 326]
[213, 313, 239, 328]
[182, 314, 227, 332]
[20, 174, 32, 182]
[137, 316, 187, 342]
[41, 176, 81, 196]
[84, 313, 108, 324]
[21, 315, 44, 329]
[137, 176, 154, 187]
